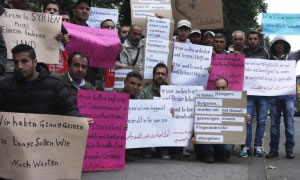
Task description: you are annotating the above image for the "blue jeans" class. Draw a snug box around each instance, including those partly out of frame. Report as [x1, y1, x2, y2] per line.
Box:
[245, 96, 269, 148]
[270, 96, 295, 152]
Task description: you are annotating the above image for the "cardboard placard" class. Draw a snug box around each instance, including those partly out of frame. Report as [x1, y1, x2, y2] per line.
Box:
[194, 91, 247, 144]
[171, 0, 224, 30]
[87, 7, 119, 28]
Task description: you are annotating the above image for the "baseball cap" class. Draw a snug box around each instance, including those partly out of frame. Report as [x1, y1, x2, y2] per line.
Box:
[190, 29, 201, 35]
[73, 0, 91, 9]
[177, 20, 192, 29]
[203, 31, 215, 37]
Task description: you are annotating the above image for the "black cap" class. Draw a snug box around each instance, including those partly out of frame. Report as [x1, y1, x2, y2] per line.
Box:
[73, 0, 91, 9]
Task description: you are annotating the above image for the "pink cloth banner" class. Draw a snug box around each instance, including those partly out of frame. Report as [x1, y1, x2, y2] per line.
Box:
[78, 90, 129, 171]
[207, 54, 245, 90]
[63, 22, 120, 69]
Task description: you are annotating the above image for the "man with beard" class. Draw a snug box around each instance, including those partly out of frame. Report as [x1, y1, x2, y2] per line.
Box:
[60, 52, 94, 105]
[138, 63, 171, 159]
[72, 0, 90, 26]
[119, 25, 144, 72]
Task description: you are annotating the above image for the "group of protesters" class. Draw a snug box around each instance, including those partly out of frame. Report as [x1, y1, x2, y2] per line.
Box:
[0, 0, 298, 168]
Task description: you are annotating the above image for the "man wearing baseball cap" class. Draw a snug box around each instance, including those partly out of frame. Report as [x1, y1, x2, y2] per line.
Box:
[203, 31, 215, 46]
[189, 29, 202, 45]
[72, 0, 91, 26]
[174, 20, 192, 43]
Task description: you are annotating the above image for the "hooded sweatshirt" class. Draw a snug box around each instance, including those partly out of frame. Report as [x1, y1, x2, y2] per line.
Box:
[269, 35, 300, 61]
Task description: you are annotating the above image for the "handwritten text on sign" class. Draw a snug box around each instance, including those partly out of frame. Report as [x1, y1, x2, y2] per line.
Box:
[243, 59, 296, 96]
[0, 9, 61, 64]
[194, 91, 247, 144]
[64, 22, 120, 69]
[126, 99, 173, 149]
[0, 112, 88, 180]
[87, 7, 119, 28]
[171, 43, 212, 86]
[207, 54, 245, 90]
[78, 90, 129, 171]
[262, 13, 300, 35]
[160, 85, 203, 146]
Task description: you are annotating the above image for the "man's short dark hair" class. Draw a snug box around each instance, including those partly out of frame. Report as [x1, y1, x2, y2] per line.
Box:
[130, 24, 143, 31]
[153, 63, 168, 76]
[100, 19, 115, 29]
[43, 1, 60, 12]
[68, 51, 89, 66]
[214, 33, 226, 39]
[247, 30, 260, 39]
[60, 11, 70, 16]
[11, 44, 36, 60]
[125, 71, 143, 82]
[214, 77, 229, 87]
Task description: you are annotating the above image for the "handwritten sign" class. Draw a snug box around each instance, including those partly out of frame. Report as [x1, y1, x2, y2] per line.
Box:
[243, 59, 296, 96]
[144, 16, 173, 80]
[0, 9, 61, 64]
[160, 85, 203, 146]
[194, 91, 247, 144]
[0, 112, 88, 180]
[262, 13, 300, 35]
[130, 0, 173, 35]
[87, 7, 119, 28]
[78, 90, 129, 171]
[171, 42, 212, 86]
[126, 99, 173, 148]
[207, 54, 245, 90]
[64, 22, 120, 69]
[171, 0, 223, 30]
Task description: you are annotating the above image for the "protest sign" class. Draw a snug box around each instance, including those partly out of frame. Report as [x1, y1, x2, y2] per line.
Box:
[78, 90, 129, 171]
[63, 22, 120, 69]
[0, 112, 88, 180]
[171, 0, 223, 30]
[160, 85, 203, 146]
[0, 9, 61, 64]
[243, 59, 296, 96]
[144, 16, 174, 81]
[207, 54, 245, 90]
[130, 0, 173, 35]
[194, 91, 247, 144]
[262, 13, 300, 35]
[87, 7, 119, 28]
[171, 42, 212, 86]
[126, 99, 173, 148]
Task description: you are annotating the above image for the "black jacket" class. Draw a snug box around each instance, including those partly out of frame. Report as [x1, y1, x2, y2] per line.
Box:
[0, 66, 80, 116]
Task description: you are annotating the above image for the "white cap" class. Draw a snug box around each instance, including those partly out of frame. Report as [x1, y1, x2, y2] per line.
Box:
[190, 29, 201, 35]
[177, 20, 192, 29]
[203, 31, 215, 37]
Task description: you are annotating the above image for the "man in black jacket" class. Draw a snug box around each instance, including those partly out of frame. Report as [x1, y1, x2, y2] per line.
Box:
[0, 44, 80, 116]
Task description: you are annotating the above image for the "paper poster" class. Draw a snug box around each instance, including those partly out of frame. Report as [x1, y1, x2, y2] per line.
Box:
[171, 43, 212, 86]
[130, 0, 173, 35]
[87, 7, 119, 28]
[0, 9, 61, 64]
[194, 91, 247, 144]
[63, 22, 120, 69]
[78, 90, 129, 171]
[207, 54, 245, 90]
[0, 112, 88, 180]
[160, 85, 203, 146]
[262, 13, 300, 35]
[243, 58, 296, 96]
[171, 0, 223, 30]
[126, 99, 174, 148]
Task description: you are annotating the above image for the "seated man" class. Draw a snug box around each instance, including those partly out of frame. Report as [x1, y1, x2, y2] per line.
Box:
[193, 77, 250, 163]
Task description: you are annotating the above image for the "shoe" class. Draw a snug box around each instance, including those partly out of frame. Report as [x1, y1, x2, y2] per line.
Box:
[182, 150, 191, 157]
[286, 151, 295, 159]
[204, 152, 215, 164]
[142, 148, 152, 158]
[265, 151, 279, 158]
[160, 149, 170, 159]
[240, 146, 250, 158]
[254, 147, 264, 157]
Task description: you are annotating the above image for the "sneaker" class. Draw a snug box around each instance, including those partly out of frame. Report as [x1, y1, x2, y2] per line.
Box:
[240, 146, 250, 158]
[255, 147, 264, 157]
[160, 149, 170, 159]
[182, 149, 191, 157]
[286, 151, 295, 159]
[265, 151, 279, 158]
